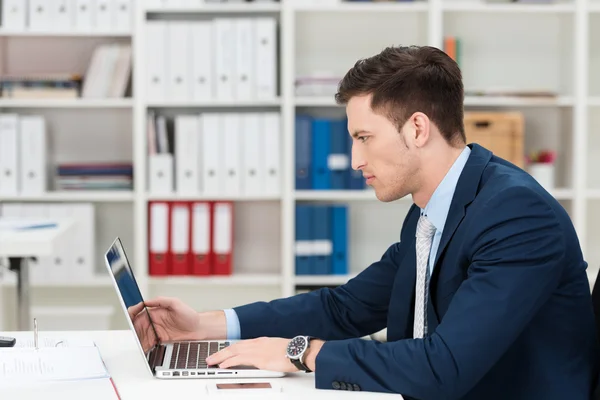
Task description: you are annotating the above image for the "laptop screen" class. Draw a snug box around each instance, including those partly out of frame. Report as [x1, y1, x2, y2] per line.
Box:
[105, 238, 160, 356]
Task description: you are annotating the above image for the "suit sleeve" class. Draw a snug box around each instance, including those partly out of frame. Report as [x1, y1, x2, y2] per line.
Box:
[314, 187, 567, 399]
[233, 238, 410, 340]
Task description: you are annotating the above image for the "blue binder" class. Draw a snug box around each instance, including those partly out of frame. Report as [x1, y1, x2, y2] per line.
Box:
[295, 205, 313, 275]
[330, 118, 350, 189]
[311, 119, 331, 190]
[331, 206, 348, 275]
[295, 115, 313, 190]
[312, 205, 332, 275]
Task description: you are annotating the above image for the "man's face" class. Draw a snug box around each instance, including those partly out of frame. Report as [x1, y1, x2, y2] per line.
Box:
[347, 94, 420, 202]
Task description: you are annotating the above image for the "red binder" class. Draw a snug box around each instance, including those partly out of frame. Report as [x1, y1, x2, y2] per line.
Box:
[169, 201, 191, 275]
[211, 201, 233, 275]
[148, 201, 170, 276]
[191, 201, 212, 276]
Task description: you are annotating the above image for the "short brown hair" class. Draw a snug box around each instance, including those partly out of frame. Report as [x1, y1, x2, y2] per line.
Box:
[335, 45, 466, 146]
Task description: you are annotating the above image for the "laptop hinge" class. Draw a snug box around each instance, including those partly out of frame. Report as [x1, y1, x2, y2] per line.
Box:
[148, 344, 166, 371]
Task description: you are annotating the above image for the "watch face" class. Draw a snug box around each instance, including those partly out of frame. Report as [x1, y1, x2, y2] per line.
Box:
[287, 336, 307, 358]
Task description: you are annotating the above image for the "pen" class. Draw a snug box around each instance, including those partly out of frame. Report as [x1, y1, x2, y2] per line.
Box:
[33, 318, 38, 350]
[110, 377, 122, 399]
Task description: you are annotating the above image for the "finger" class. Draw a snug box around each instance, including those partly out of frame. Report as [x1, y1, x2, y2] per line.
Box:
[127, 302, 145, 319]
[219, 355, 252, 370]
[206, 343, 241, 366]
[143, 296, 177, 310]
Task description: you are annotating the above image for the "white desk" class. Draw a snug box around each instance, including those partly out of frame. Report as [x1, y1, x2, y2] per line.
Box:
[0, 330, 401, 399]
[0, 219, 73, 330]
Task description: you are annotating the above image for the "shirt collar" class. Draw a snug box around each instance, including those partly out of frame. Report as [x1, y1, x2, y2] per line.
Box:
[421, 146, 471, 233]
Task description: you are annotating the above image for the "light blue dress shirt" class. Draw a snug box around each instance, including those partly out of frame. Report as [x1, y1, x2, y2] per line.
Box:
[223, 146, 472, 340]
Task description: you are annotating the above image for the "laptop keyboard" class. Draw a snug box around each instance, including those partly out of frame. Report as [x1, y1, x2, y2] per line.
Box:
[170, 341, 230, 370]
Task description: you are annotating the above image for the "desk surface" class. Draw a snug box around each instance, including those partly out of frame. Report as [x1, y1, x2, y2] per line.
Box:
[0, 330, 401, 399]
[0, 218, 73, 256]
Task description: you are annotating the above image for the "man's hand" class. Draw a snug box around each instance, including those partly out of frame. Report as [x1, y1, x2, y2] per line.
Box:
[206, 337, 325, 373]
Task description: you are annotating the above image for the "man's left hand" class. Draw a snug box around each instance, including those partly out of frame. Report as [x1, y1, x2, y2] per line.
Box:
[206, 337, 324, 373]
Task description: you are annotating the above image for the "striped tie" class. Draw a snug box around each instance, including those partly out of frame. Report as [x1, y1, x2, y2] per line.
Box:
[413, 214, 436, 339]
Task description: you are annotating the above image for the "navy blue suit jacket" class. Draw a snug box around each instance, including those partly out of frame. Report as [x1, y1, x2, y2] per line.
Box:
[234, 144, 600, 399]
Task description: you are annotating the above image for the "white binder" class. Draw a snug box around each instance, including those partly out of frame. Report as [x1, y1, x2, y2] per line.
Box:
[19, 116, 47, 195]
[262, 112, 280, 196]
[241, 113, 262, 196]
[18, 205, 50, 285]
[175, 115, 201, 195]
[149, 154, 174, 194]
[1, 0, 27, 31]
[52, 0, 73, 31]
[200, 113, 222, 196]
[28, 0, 51, 32]
[145, 22, 167, 101]
[73, 0, 94, 32]
[191, 21, 214, 101]
[0, 114, 19, 196]
[44, 204, 71, 284]
[94, 0, 112, 31]
[223, 114, 241, 196]
[214, 18, 236, 101]
[254, 18, 277, 100]
[69, 204, 95, 282]
[167, 22, 192, 101]
[113, 0, 132, 33]
[234, 18, 255, 101]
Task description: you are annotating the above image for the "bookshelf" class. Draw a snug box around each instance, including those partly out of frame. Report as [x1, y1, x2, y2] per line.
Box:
[0, 0, 599, 331]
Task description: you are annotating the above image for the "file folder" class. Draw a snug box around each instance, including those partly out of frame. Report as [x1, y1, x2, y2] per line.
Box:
[311, 119, 331, 190]
[212, 202, 233, 276]
[331, 206, 348, 275]
[330, 119, 350, 190]
[295, 115, 312, 190]
[170, 202, 191, 275]
[295, 205, 313, 275]
[149, 201, 170, 276]
[312, 205, 332, 275]
[191, 202, 211, 276]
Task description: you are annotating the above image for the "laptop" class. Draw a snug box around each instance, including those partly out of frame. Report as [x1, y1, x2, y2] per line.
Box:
[103, 237, 285, 380]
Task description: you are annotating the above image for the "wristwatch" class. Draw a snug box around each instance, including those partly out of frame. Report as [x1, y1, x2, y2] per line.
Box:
[286, 336, 314, 373]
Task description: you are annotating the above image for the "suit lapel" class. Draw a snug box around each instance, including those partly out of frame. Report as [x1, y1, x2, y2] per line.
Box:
[431, 144, 492, 282]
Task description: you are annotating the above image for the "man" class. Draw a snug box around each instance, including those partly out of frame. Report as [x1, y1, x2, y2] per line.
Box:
[130, 45, 599, 399]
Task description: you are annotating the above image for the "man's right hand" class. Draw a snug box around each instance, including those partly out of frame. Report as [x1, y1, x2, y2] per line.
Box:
[127, 296, 225, 352]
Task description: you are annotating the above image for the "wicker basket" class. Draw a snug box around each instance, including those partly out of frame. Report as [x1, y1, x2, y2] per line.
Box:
[464, 111, 525, 168]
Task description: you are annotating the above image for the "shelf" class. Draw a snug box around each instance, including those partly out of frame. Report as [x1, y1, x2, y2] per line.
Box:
[0, 276, 112, 288]
[146, 4, 281, 13]
[551, 188, 574, 200]
[0, 191, 135, 202]
[589, 97, 600, 107]
[295, 190, 380, 201]
[0, 98, 134, 109]
[295, 96, 573, 108]
[147, 99, 282, 108]
[0, 30, 131, 37]
[464, 95, 574, 107]
[292, 2, 428, 12]
[443, 2, 575, 13]
[295, 274, 356, 286]
[149, 274, 282, 286]
[146, 193, 281, 202]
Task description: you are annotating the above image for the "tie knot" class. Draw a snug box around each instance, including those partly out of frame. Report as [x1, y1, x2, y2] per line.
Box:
[417, 215, 436, 239]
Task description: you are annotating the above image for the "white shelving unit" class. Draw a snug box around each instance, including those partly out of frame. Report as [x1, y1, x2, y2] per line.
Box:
[1, 0, 599, 330]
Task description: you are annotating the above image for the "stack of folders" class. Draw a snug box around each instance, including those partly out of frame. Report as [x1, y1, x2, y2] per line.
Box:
[0, 0, 132, 33]
[0, 203, 96, 285]
[295, 115, 365, 190]
[81, 44, 132, 99]
[295, 204, 348, 276]
[55, 163, 133, 191]
[148, 201, 234, 277]
[145, 17, 278, 102]
[147, 112, 280, 197]
[0, 114, 47, 196]
[0, 74, 82, 99]
[148, 0, 280, 6]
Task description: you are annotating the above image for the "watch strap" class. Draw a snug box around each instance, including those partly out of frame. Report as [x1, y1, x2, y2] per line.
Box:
[291, 358, 312, 372]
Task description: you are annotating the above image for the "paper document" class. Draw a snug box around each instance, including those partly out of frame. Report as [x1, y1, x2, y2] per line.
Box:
[0, 346, 110, 383]
[0, 377, 119, 400]
[15, 336, 96, 348]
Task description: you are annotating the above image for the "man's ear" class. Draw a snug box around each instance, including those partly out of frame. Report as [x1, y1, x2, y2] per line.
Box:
[411, 112, 430, 148]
